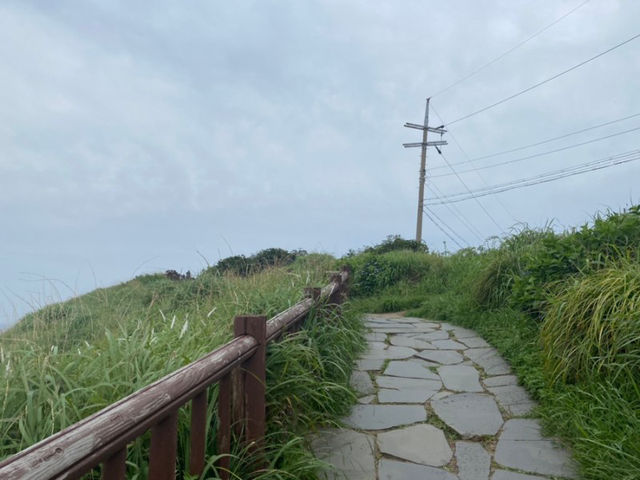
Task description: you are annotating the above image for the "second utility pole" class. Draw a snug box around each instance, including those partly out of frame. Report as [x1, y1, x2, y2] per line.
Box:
[403, 98, 447, 245]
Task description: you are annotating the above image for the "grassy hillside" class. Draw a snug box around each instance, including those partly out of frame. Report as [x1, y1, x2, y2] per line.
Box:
[0, 252, 365, 479]
[344, 210, 640, 480]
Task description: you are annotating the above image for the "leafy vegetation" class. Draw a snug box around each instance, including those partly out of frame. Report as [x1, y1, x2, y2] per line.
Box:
[345, 207, 640, 480]
[0, 252, 364, 479]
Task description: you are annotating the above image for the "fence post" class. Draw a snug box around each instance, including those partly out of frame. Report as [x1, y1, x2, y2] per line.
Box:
[304, 287, 322, 301]
[328, 272, 343, 305]
[233, 315, 267, 463]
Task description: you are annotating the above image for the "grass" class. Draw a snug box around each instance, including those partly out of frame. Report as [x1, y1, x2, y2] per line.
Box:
[0, 254, 365, 479]
[346, 212, 640, 480]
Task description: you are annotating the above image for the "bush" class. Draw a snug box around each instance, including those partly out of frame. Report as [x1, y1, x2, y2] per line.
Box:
[344, 250, 444, 297]
[511, 207, 640, 316]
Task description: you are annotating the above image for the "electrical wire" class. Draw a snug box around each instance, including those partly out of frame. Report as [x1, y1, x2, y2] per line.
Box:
[445, 31, 640, 126]
[431, 125, 640, 178]
[429, 182, 484, 242]
[436, 149, 504, 232]
[431, 111, 640, 170]
[424, 197, 471, 247]
[431, 0, 591, 98]
[428, 149, 640, 204]
[423, 209, 465, 249]
[431, 104, 518, 223]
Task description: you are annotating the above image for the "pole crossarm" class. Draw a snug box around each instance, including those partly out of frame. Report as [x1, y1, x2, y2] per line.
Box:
[403, 141, 448, 148]
[404, 122, 447, 134]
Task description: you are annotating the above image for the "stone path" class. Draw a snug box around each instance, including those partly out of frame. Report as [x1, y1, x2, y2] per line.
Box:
[311, 313, 577, 480]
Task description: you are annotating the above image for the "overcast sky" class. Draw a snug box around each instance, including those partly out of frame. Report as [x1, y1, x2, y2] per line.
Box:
[1, 0, 639, 327]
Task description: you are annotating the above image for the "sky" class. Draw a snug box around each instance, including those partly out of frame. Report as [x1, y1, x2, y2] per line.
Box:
[1, 0, 639, 327]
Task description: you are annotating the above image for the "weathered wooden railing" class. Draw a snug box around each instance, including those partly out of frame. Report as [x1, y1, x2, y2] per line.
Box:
[0, 268, 350, 479]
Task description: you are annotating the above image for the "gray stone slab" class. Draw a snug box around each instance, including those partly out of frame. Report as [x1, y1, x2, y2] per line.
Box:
[432, 393, 503, 437]
[377, 375, 442, 389]
[310, 429, 376, 480]
[459, 336, 490, 348]
[429, 339, 468, 350]
[417, 350, 464, 365]
[439, 322, 456, 331]
[413, 330, 451, 341]
[369, 326, 424, 334]
[342, 404, 426, 430]
[450, 327, 478, 339]
[487, 385, 531, 406]
[488, 385, 535, 415]
[491, 471, 546, 480]
[389, 335, 433, 349]
[432, 390, 454, 401]
[379, 424, 452, 467]
[376, 375, 441, 403]
[378, 387, 438, 404]
[438, 365, 483, 392]
[365, 341, 387, 352]
[378, 459, 459, 480]
[384, 359, 441, 379]
[401, 317, 440, 327]
[482, 375, 518, 387]
[364, 332, 387, 342]
[357, 395, 375, 404]
[361, 345, 417, 360]
[356, 358, 385, 371]
[350, 370, 375, 396]
[495, 419, 577, 478]
[508, 402, 536, 416]
[465, 348, 511, 375]
[455, 441, 490, 480]
[499, 419, 543, 440]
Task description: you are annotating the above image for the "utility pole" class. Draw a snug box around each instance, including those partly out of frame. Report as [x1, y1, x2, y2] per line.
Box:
[403, 98, 447, 245]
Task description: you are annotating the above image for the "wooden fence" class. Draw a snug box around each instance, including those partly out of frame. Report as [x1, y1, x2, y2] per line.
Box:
[0, 268, 350, 479]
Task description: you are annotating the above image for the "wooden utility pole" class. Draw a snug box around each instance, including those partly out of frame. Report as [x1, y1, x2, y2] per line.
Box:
[404, 98, 447, 245]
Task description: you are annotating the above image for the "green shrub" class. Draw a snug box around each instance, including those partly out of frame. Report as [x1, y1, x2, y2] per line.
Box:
[345, 250, 445, 297]
[511, 206, 640, 316]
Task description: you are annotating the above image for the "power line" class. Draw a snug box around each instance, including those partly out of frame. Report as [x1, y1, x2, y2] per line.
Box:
[429, 182, 484, 242]
[446, 31, 640, 126]
[425, 207, 468, 248]
[436, 149, 504, 232]
[431, 0, 591, 98]
[428, 149, 640, 204]
[423, 209, 465, 249]
[431, 125, 640, 178]
[431, 104, 518, 223]
[431, 111, 640, 170]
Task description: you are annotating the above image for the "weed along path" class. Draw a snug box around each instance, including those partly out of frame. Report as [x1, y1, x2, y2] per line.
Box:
[311, 313, 577, 480]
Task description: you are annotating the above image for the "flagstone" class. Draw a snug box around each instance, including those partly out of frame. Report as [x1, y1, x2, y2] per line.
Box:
[350, 370, 375, 396]
[378, 459, 459, 480]
[437, 365, 483, 392]
[495, 419, 577, 478]
[310, 429, 376, 480]
[482, 375, 518, 387]
[343, 404, 426, 430]
[378, 424, 452, 467]
[384, 359, 441, 379]
[389, 335, 434, 349]
[417, 349, 464, 364]
[432, 393, 503, 436]
[456, 441, 490, 480]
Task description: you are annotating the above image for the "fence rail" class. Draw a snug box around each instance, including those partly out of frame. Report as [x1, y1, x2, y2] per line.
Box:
[0, 268, 350, 480]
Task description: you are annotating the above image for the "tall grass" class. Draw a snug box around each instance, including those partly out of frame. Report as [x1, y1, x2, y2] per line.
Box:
[541, 258, 640, 386]
[0, 256, 364, 478]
